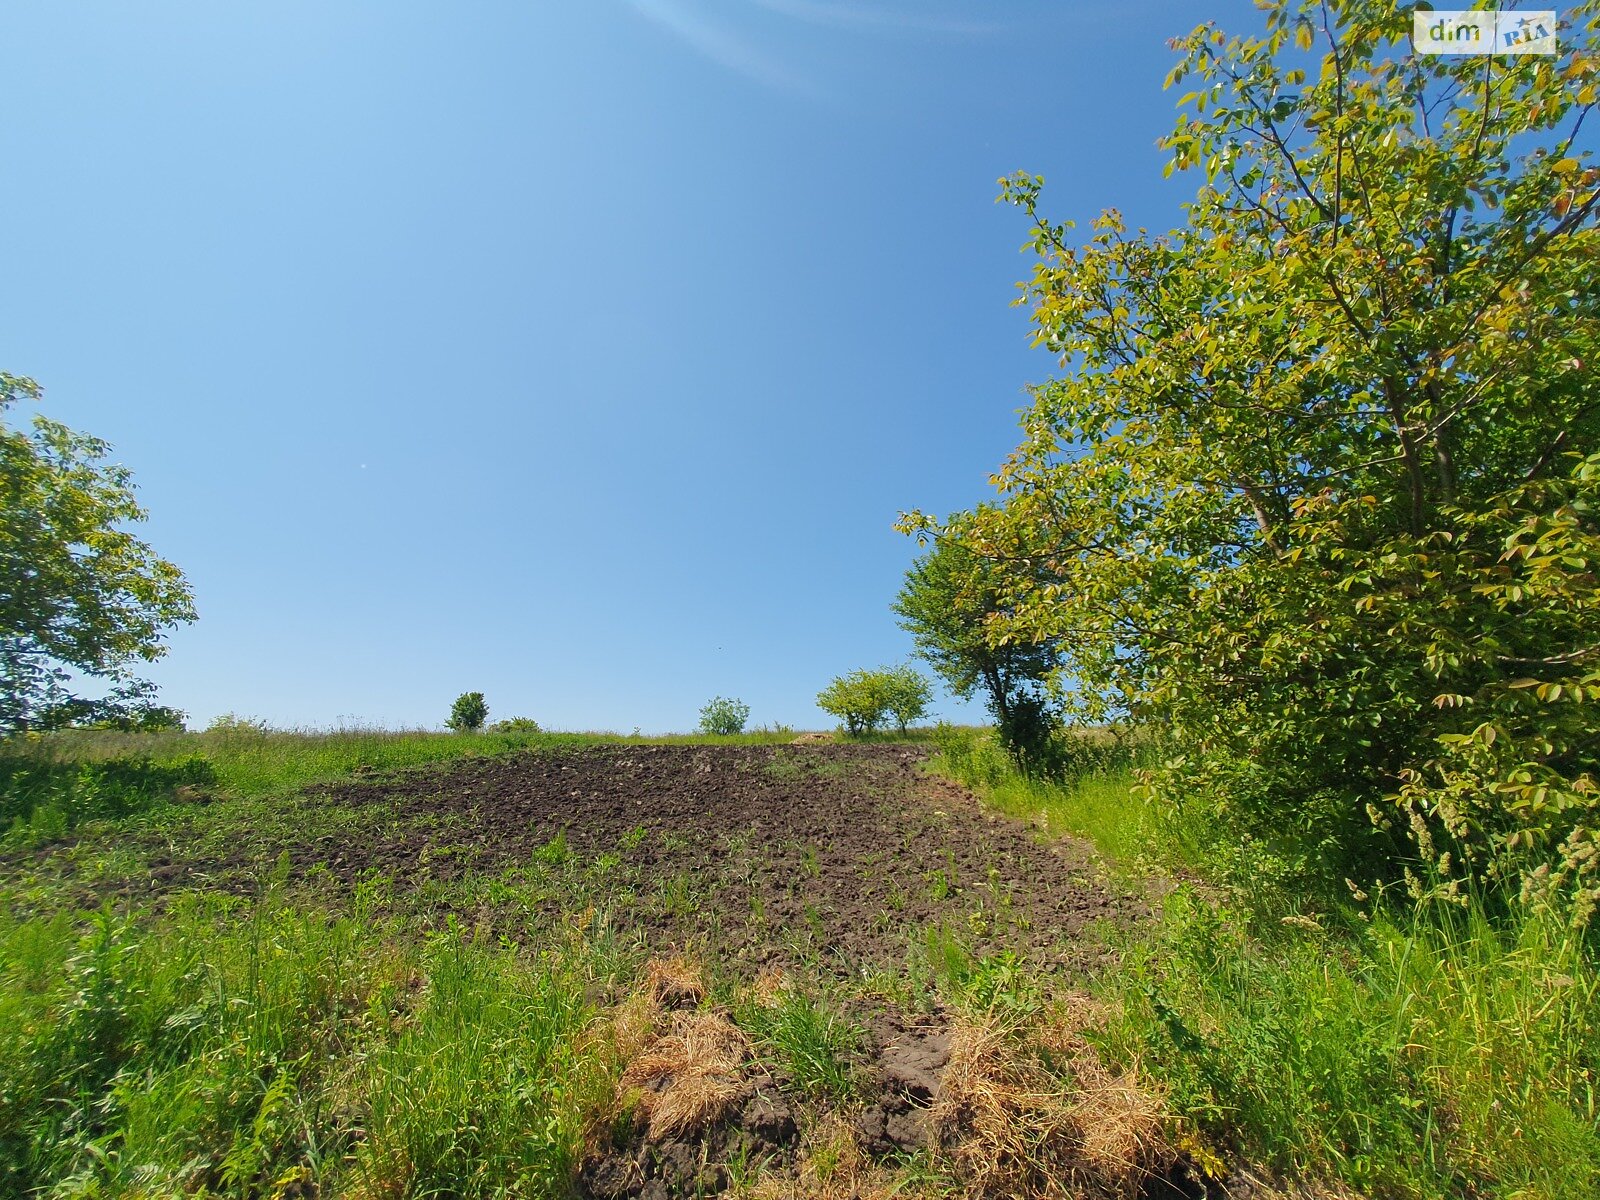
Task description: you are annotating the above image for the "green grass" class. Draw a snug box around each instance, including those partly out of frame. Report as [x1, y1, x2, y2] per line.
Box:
[15, 724, 818, 799]
[0, 724, 883, 845]
[10, 721, 1597, 1198]
[928, 725, 1167, 870]
[736, 986, 865, 1104]
[930, 725, 1600, 1200]
[1091, 891, 1600, 1198]
[0, 888, 610, 1199]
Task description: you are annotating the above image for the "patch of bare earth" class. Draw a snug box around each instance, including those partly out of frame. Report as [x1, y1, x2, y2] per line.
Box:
[187, 743, 1132, 975]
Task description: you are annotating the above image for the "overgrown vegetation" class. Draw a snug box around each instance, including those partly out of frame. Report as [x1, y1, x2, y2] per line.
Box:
[0, 891, 607, 1198]
[901, 0, 1600, 910]
[934, 725, 1600, 1199]
[5, 2, 1597, 1197]
[1, 752, 213, 844]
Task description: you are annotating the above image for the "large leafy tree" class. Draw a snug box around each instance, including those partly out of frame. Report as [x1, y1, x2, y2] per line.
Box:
[903, 1, 1600, 908]
[1, 374, 195, 733]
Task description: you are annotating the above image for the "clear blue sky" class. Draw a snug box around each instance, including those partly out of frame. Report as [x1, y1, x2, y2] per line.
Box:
[1, 0, 1260, 732]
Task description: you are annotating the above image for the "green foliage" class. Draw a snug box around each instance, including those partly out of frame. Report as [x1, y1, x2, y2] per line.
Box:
[896, 526, 1063, 768]
[1098, 891, 1600, 1199]
[816, 669, 885, 736]
[934, 723, 1600, 1198]
[447, 691, 488, 733]
[355, 920, 601, 1196]
[488, 716, 542, 734]
[205, 712, 271, 735]
[0, 753, 213, 843]
[816, 665, 931, 736]
[738, 986, 863, 1103]
[931, 724, 1164, 870]
[0, 374, 195, 735]
[0, 899, 605, 1198]
[900, 0, 1600, 908]
[698, 695, 751, 736]
[880, 664, 932, 732]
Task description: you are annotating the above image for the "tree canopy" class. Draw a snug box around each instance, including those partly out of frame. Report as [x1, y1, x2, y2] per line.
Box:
[1, 374, 195, 734]
[894, 528, 1065, 768]
[816, 665, 931, 736]
[901, 0, 1600, 911]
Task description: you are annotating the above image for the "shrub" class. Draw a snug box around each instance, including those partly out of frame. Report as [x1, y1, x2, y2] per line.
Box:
[489, 717, 542, 735]
[205, 712, 270, 735]
[447, 692, 488, 733]
[817, 666, 932, 737]
[697, 696, 750, 736]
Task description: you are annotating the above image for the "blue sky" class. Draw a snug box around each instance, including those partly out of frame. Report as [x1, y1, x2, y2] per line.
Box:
[1, 0, 1260, 732]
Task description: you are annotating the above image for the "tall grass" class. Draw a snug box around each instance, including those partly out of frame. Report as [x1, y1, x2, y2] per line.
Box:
[0, 754, 214, 842]
[930, 725, 1600, 1200]
[929, 724, 1172, 870]
[0, 892, 609, 1198]
[736, 986, 865, 1104]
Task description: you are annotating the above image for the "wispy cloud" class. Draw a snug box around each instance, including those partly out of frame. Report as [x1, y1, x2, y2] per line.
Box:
[621, 0, 820, 95]
[749, 0, 1002, 36]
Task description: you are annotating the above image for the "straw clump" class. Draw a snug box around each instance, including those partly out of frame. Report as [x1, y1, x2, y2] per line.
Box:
[930, 999, 1173, 1199]
[619, 1006, 750, 1139]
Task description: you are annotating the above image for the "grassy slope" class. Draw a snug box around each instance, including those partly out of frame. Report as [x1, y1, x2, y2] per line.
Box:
[0, 725, 1010, 1200]
[4, 726, 1598, 1198]
[931, 731, 1600, 1200]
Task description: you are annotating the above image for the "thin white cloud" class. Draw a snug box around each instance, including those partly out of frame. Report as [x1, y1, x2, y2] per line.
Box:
[623, 0, 820, 95]
[749, 0, 1002, 35]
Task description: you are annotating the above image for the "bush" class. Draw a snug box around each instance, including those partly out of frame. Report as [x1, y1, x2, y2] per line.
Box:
[697, 696, 750, 736]
[447, 692, 488, 733]
[204, 712, 270, 735]
[489, 717, 542, 735]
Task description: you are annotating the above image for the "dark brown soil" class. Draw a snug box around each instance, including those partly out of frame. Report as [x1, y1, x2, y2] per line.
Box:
[270, 742, 1128, 974]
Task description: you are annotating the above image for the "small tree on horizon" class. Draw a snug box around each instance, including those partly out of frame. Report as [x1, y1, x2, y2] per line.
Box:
[882, 664, 932, 733]
[817, 666, 930, 737]
[698, 696, 750, 735]
[447, 691, 488, 732]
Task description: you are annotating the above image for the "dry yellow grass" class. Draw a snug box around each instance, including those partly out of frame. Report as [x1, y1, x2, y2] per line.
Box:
[609, 954, 712, 1070]
[620, 1008, 751, 1139]
[645, 954, 708, 1009]
[751, 965, 789, 1006]
[930, 999, 1172, 1199]
[740, 1112, 909, 1200]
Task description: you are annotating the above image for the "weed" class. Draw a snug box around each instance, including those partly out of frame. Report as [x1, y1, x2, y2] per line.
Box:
[619, 824, 649, 852]
[532, 828, 571, 865]
[739, 985, 863, 1104]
